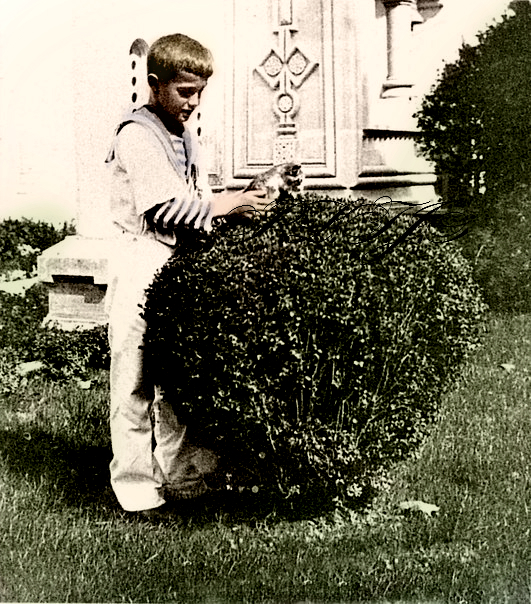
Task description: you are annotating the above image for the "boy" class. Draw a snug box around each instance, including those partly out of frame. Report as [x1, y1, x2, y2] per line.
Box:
[105, 33, 268, 519]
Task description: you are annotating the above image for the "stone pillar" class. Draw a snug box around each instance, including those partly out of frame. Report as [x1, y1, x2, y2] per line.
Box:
[381, 0, 422, 97]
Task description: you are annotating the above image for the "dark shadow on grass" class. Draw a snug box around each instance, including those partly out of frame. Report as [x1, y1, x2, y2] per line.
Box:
[0, 426, 118, 516]
[0, 425, 343, 526]
[178, 467, 341, 527]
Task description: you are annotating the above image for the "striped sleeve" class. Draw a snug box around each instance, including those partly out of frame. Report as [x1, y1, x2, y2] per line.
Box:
[148, 167, 215, 232]
[146, 191, 213, 233]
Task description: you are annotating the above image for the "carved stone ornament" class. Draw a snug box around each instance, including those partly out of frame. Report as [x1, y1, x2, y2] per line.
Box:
[253, 0, 318, 163]
[255, 27, 317, 122]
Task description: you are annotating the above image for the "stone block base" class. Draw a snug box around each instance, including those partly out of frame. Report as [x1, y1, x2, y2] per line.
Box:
[37, 236, 112, 330]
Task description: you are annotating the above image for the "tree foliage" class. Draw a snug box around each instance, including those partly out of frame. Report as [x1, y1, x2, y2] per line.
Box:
[415, 3, 531, 220]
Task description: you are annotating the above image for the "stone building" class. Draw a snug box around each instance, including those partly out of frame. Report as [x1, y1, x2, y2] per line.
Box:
[0, 0, 515, 328]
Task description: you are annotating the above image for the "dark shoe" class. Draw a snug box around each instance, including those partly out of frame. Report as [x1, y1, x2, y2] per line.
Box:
[164, 477, 209, 501]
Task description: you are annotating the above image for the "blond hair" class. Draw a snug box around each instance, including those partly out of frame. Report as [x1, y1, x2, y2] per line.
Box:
[147, 33, 213, 82]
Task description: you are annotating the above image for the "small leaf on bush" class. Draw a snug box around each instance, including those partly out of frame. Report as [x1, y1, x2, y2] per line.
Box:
[76, 379, 93, 390]
[399, 500, 440, 517]
[16, 361, 45, 376]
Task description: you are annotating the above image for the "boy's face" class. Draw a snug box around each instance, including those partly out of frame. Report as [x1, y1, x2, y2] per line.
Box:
[150, 70, 208, 129]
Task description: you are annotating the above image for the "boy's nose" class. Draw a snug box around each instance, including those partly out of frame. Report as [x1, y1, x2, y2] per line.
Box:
[187, 93, 200, 108]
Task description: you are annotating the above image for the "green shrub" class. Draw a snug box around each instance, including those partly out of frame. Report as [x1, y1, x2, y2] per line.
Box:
[458, 183, 531, 313]
[0, 347, 25, 396]
[0, 284, 49, 360]
[415, 3, 531, 219]
[32, 322, 110, 381]
[143, 194, 487, 507]
[0, 285, 110, 383]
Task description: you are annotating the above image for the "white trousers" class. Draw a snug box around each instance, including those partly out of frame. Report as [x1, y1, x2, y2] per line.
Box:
[106, 234, 216, 512]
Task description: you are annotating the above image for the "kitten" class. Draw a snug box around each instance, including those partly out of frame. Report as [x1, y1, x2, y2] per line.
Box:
[244, 162, 303, 200]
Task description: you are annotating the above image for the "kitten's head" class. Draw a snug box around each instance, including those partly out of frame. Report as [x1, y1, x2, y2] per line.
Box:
[279, 162, 303, 193]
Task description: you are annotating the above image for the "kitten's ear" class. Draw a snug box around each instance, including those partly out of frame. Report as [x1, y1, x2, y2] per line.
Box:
[281, 162, 302, 176]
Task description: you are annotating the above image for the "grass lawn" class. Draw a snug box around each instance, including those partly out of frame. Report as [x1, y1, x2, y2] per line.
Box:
[1, 312, 531, 603]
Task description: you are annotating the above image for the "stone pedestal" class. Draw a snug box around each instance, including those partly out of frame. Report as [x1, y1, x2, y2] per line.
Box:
[37, 236, 112, 330]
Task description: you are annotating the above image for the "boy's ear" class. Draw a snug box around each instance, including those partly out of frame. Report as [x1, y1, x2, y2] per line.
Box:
[147, 73, 160, 92]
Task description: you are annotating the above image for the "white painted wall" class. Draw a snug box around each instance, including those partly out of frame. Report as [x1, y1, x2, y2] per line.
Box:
[0, 0, 76, 226]
[0, 0, 514, 228]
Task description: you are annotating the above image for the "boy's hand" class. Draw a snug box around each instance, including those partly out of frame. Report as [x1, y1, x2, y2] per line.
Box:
[213, 189, 272, 219]
[237, 189, 275, 219]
